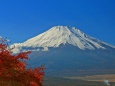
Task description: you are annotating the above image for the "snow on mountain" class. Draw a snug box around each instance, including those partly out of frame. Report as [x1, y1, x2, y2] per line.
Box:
[11, 26, 115, 53]
[0, 36, 2, 40]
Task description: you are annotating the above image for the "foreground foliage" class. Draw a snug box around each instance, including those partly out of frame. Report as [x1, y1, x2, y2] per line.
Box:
[0, 39, 44, 86]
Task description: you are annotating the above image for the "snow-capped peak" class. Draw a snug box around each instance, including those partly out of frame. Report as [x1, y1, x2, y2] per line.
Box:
[11, 26, 115, 53]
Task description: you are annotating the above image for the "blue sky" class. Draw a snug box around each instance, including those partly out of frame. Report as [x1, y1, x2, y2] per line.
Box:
[0, 0, 115, 45]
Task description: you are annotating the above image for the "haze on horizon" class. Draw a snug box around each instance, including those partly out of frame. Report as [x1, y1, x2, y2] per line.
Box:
[0, 0, 115, 46]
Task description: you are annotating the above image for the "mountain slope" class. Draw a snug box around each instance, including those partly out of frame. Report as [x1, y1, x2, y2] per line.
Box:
[11, 26, 115, 76]
[11, 26, 114, 53]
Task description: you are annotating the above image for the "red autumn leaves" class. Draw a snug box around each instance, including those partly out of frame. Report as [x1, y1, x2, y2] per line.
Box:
[0, 39, 44, 86]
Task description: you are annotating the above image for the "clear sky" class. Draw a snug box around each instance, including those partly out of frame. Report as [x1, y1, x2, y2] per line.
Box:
[0, 0, 115, 45]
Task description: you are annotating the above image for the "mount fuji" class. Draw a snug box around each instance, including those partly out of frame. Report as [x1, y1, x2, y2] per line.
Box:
[11, 26, 115, 76]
